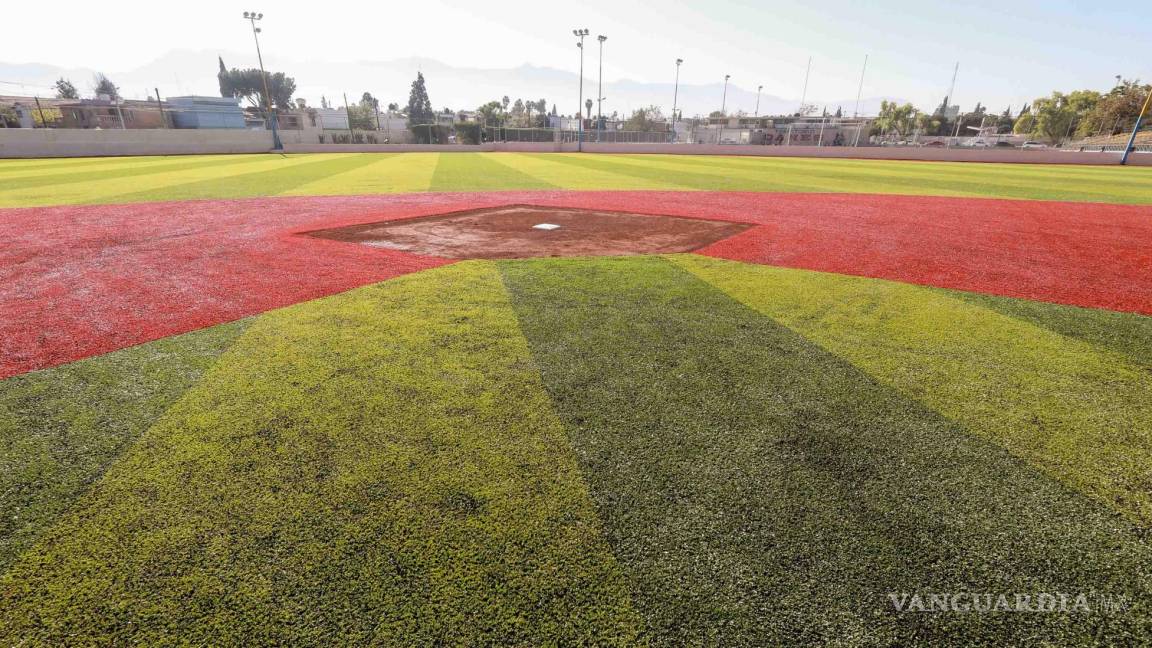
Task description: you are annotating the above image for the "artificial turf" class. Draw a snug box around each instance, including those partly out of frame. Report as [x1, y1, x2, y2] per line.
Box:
[0, 262, 642, 645]
[677, 255, 1152, 524]
[2, 152, 1151, 644]
[3, 152, 1152, 207]
[499, 255, 1151, 645]
[0, 320, 250, 570]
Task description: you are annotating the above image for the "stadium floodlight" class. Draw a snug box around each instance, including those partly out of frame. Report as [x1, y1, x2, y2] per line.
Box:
[1121, 85, 1152, 165]
[671, 58, 683, 143]
[596, 35, 607, 142]
[573, 29, 589, 150]
[721, 74, 730, 116]
[242, 10, 282, 150]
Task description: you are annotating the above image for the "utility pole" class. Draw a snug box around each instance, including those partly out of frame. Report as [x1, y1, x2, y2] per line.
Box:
[33, 96, 47, 128]
[154, 87, 166, 127]
[597, 35, 607, 142]
[573, 28, 589, 151]
[243, 11, 283, 150]
[671, 58, 683, 143]
[343, 92, 354, 139]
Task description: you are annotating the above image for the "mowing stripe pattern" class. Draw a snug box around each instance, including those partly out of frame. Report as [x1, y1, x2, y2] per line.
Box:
[0, 320, 250, 570]
[0, 262, 642, 645]
[676, 255, 1152, 523]
[498, 255, 1150, 646]
[4, 153, 1152, 207]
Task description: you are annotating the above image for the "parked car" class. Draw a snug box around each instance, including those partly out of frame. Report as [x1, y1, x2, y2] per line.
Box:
[923, 140, 946, 147]
[1021, 141, 1048, 149]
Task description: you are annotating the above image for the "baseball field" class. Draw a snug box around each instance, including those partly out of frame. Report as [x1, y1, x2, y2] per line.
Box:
[1, 152, 1150, 645]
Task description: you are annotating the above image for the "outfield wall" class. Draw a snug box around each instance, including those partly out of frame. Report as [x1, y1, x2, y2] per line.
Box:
[580, 143, 1152, 166]
[281, 141, 1150, 165]
[0, 129, 275, 158]
[3, 129, 1149, 165]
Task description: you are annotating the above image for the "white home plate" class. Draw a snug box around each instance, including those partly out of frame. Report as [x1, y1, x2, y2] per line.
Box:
[532, 223, 561, 230]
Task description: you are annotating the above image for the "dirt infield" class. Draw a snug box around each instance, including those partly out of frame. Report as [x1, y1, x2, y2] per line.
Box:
[304, 204, 755, 258]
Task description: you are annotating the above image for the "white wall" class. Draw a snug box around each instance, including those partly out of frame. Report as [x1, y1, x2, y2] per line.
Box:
[3, 129, 1148, 165]
[0, 128, 274, 158]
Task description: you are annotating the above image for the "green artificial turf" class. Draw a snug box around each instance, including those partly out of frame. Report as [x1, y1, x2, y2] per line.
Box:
[954, 290, 1152, 369]
[0, 262, 642, 645]
[0, 320, 250, 571]
[109, 153, 385, 203]
[676, 256, 1152, 524]
[428, 152, 557, 191]
[499, 255, 1151, 646]
[2, 152, 1151, 207]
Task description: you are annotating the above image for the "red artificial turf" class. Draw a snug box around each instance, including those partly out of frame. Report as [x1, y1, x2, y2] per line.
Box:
[2, 191, 1150, 379]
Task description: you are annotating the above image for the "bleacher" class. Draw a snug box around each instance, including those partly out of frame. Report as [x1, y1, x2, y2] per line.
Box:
[1067, 128, 1152, 152]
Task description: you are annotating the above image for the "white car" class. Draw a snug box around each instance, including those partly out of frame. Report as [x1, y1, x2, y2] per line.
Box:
[1021, 141, 1048, 149]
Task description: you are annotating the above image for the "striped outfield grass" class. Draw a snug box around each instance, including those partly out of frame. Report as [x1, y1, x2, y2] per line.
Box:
[2, 152, 1152, 207]
[0, 262, 643, 646]
[1, 257, 1149, 644]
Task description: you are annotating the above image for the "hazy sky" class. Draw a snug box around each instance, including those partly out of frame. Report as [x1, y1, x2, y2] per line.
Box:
[5, 0, 1148, 111]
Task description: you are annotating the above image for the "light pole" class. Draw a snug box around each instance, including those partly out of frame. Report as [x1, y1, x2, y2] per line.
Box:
[671, 58, 683, 143]
[755, 85, 762, 117]
[573, 28, 589, 150]
[853, 54, 868, 119]
[1121, 86, 1152, 165]
[721, 74, 730, 116]
[242, 11, 282, 150]
[799, 56, 811, 116]
[597, 35, 606, 142]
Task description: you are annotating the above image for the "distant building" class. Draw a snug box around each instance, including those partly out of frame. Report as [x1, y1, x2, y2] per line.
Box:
[167, 96, 245, 129]
[57, 99, 169, 129]
[1, 95, 68, 128]
[313, 108, 349, 131]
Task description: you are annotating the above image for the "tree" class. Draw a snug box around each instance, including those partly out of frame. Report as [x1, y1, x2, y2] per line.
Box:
[92, 73, 120, 100]
[387, 102, 399, 113]
[835, 106, 843, 118]
[502, 96, 510, 113]
[0, 105, 18, 128]
[217, 60, 296, 110]
[624, 105, 666, 132]
[585, 98, 593, 120]
[1076, 81, 1147, 137]
[1013, 107, 1035, 135]
[406, 72, 434, 125]
[873, 101, 918, 138]
[345, 93, 378, 130]
[54, 78, 78, 99]
[1028, 92, 1076, 144]
[476, 100, 504, 126]
[217, 56, 229, 98]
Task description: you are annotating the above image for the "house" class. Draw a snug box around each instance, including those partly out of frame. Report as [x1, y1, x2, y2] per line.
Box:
[57, 99, 169, 129]
[166, 96, 245, 129]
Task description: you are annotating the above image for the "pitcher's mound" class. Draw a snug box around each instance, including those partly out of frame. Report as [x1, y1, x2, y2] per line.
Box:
[304, 204, 753, 259]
